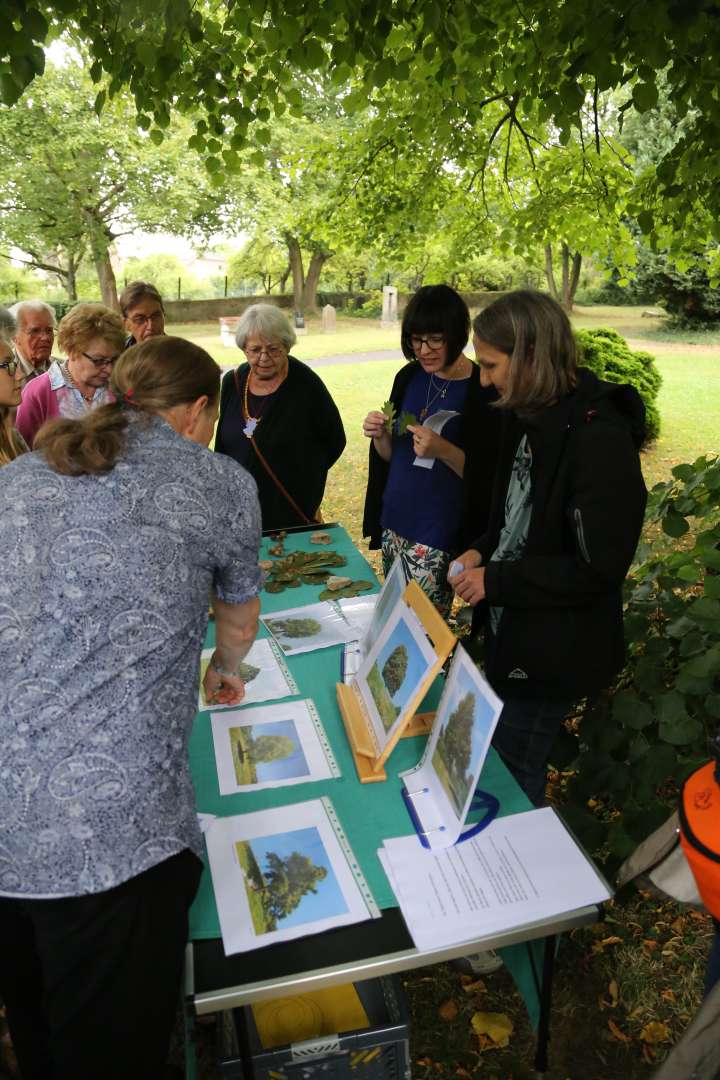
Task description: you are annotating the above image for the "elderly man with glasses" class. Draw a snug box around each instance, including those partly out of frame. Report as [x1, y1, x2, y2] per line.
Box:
[8, 299, 59, 388]
[15, 303, 125, 448]
[119, 280, 166, 349]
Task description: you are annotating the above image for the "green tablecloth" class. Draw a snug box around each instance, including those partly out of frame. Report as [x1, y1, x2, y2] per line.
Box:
[188, 524, 543, 1024]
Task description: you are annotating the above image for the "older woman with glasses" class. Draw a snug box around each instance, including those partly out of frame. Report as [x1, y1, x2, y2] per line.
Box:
[120, 280, 166, 348]
[215, 303, 346, 530]
[0, 313, 27, 467]
[15, 302, 125, 448]
[362, 284, 502, 617]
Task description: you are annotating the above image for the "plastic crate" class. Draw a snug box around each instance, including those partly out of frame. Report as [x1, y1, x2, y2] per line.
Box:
[218, 976, 411, 1080]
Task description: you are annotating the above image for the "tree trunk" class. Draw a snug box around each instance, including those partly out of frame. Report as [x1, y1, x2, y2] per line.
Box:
[302, 250, 331, 314]
[95, 252, 119, 309]
[279, 264, 290, 294]
[544, 244, 560, 303]
[285, 234, 304, 311]
[66, 252, 78, 301]
[567, 250, 583, 310]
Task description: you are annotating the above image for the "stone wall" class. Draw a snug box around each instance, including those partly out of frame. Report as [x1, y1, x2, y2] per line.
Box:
[163, 288, 507, 323]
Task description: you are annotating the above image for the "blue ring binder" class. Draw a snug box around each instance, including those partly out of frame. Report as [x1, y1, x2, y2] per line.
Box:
[401, 785, 500, 849]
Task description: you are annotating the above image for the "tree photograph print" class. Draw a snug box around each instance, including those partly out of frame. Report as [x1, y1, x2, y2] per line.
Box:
[366, 613, 431, 732]
[235, 826, 347, 936]
[229, 720, 309, 787]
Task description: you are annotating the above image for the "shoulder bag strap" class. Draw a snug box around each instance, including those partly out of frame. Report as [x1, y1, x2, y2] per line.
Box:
[234, 366, 318, 527]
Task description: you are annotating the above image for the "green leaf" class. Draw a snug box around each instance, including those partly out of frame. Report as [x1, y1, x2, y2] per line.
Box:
[662, 509, 689, 538]
[613, 690, 654, 730]
[657, 692, 704, 746]
[149, 128, 164, 146]
[380, 400, 396, 430]
[635, 743, 678, 787]
[705, 576, 720, 599]
[632, 81, 659, 113]
[397, 410, 418, 435]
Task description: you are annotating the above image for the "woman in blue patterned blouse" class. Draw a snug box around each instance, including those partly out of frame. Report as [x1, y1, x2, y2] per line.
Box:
[0, 336, 263, 1080]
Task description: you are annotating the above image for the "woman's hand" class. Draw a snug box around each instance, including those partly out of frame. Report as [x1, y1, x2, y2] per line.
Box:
[406, 424, 445, 459]
[363, 411, 389, 439]
[448, 549, 486, 605]
[363, 410, 392, 462]
[203, 662, 246, 707]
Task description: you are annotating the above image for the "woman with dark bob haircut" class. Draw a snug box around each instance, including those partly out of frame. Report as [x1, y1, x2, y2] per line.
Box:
[362, 284, 501, 616]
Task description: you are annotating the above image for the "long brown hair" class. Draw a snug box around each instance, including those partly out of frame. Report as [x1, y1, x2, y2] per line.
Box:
[473, 290, 577, 414]
[0, 331, 25, 466]
[36, 336, 221, 476]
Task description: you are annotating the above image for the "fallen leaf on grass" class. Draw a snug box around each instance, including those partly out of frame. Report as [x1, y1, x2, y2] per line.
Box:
[643, 939, 659, 952]
[607, 1019, 631, 1043]
[454, 1069, 472, 1079]
[640, 1021, 670, 1044]
[438, 999, 459, 1021]
[608, 979, 619, 1006]
[461, 978, 486, 994]
[661, 988, 676, 1003]
[470, 1011, 513, 1048]
[642, 1044, 657, 1064]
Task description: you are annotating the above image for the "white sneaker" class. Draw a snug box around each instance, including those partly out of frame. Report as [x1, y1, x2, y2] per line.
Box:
[452, 950, 503, 975]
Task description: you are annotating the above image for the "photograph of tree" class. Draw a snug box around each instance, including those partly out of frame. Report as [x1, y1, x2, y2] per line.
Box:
[263, 602, 356, 655]
[235, 826, 348, 936]
[361, 556, 406, 656]
[431, 663, 499, 819]
[367, 614, 431, 732]
[229, 720, 310, 786]
[198, 639, 298, 710]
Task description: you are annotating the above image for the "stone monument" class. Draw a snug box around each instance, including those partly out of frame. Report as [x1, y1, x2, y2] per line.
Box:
[322, 304, 337, 333]
[380, 285, 398, 329]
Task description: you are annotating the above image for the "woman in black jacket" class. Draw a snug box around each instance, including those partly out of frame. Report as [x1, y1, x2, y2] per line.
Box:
[215, 304, 346, 530]
[451, 290, 647, 804]
[362, 285, 501, 616]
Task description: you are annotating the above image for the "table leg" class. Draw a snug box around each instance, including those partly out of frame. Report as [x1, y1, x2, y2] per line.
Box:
[533, 934, 556, 1078]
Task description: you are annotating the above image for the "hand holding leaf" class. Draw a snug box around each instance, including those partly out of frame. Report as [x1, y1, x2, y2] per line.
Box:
[380, 400, 396, 431]
[397, 410, 418, 435]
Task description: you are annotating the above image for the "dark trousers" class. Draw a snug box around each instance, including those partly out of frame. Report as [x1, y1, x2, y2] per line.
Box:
[492, 698, 572, 806]
[0, 849, 202, 1080]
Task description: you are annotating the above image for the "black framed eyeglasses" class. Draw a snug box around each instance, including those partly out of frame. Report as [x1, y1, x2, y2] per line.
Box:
[81, 352, 119, 368]
[0, 359, 19, 376]
[410, 334, 446, 352]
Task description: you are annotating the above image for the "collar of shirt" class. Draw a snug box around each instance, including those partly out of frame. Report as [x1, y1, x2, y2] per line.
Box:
[14, 348, 53, 381]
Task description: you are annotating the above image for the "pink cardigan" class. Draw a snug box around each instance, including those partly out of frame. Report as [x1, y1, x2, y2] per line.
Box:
[15, 371, 59, 448]
[16, 368, 115, 448]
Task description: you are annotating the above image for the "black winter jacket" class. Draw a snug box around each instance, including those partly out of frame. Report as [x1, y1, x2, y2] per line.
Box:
[471, 368, 647, 703]
[362, 360, 503, 551]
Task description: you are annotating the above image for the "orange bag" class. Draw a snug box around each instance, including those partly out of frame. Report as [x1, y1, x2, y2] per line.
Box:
[679, 760, 720, 919]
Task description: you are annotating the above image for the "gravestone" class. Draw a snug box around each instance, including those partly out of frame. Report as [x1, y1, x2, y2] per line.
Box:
[322, 304, 337, 333]
[294, 310, 307, 336]
[381, 285, 398, 329]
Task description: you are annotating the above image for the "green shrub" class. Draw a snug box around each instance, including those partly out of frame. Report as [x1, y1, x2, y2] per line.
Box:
[554, 456, 720, 867]
[576, 327, 662, 444]
[353, 290, 383, 318]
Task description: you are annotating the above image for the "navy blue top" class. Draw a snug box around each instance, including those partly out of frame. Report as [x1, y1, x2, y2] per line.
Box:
[381, 366, 470, 551]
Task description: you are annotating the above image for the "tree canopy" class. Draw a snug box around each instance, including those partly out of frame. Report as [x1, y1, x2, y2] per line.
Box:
[2, 0, 719, 259]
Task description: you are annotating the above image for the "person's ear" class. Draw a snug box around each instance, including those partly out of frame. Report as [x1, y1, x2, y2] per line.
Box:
[186, 395, 209, 435]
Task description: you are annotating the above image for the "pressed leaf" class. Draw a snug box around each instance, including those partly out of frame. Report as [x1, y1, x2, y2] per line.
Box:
[470, 1011, 513, 1047]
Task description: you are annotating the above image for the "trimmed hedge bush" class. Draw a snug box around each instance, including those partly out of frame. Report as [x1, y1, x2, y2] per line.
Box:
[576, 327, 661, 444]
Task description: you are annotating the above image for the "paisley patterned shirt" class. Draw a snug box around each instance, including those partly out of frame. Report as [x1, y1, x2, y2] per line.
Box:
[0, 413, 262, 897]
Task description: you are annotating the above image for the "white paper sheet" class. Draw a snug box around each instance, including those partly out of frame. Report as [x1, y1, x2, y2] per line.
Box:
[206, 798, 378, 955]
[198, 639, 298, 711]
[353, 599, 437, 755]
[262, 602, 357, 656]
[413, 409, 461, 470]
[401, 645, 503, 848]
[380, 808, 611, 951]
[210, 699, 339, 795]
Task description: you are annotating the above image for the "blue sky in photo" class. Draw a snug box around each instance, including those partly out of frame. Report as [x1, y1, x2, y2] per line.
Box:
[249, 826, 348, 928]
[247, 719, 310, 781]
[374, 614, 430, 711]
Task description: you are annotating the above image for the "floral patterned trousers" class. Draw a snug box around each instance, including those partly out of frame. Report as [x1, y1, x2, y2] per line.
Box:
[381, 528, 454, 619]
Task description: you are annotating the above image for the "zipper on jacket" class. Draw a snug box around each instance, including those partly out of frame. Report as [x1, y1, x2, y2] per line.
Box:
[574, 507, 591, 563]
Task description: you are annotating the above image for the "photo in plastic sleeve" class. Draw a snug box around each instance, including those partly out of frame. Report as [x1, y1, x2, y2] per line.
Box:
[206, 799, 376, 954]
[211, 699, 337, 795]
[427, 645, 503, 823]
[360, 555, 408, 657]
[354, 599, 437, 751]
[198, 639, 298, 711]
[262, 602, 356, 656]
